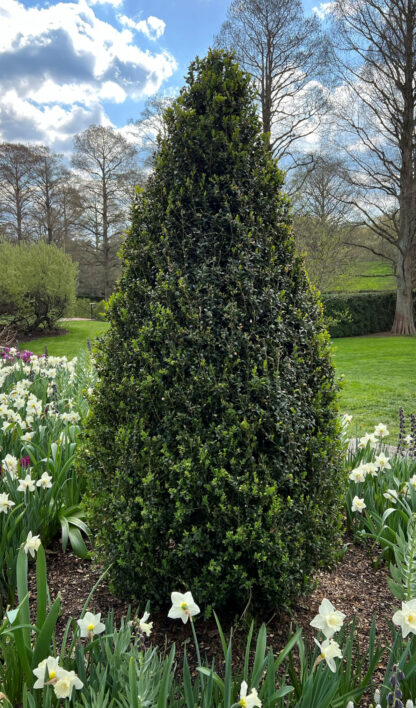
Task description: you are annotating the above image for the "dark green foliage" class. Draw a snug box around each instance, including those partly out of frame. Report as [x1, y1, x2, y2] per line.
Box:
[84, 51, 344, 613]
[322, 291, 413, 337]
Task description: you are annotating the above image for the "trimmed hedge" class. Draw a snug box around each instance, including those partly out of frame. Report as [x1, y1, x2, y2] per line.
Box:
[84, 50, 344, 615]
[322, 291, 407, 338]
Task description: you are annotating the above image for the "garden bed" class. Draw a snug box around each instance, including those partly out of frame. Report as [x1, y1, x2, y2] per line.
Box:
[28, 534, 394, 687]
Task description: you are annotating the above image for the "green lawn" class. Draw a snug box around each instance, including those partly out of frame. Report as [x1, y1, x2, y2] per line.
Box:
[22, 321, 413, 445]
[22, 320, 110, 359]
[333, 260, 396, 292]
[331, 335, 416, 442]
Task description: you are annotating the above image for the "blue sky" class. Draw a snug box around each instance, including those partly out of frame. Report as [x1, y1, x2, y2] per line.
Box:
[0, 0, 329, 152]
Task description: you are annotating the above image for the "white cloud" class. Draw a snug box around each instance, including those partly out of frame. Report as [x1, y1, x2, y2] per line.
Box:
[89, 0, 123, 8]
[313, 2, 334, 20]
[0, 0, 176, 148]
[119, 15, 166, 41]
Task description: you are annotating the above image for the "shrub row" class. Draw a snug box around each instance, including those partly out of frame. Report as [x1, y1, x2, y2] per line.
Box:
[71, 298, 107, 321]
[321, 290, 412, 338]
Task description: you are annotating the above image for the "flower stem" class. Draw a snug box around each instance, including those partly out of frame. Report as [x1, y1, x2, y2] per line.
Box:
[190, 619, 204, 701]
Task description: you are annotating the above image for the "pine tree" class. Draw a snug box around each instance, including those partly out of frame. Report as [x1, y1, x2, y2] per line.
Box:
[85, 50, 343, 612]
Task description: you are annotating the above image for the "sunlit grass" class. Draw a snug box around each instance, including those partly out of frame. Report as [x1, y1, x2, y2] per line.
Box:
[333, 260, 396, 292]
[22, 321, 110, 359]
[332, 335, 416, 442]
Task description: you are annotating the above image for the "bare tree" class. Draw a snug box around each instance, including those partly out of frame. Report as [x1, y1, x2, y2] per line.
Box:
[0, 143, 37, 244]
[58, 180, 84, 252]
[134, 94, 174, 168]
[330, 0, 416, 334]
[31, 146, 70, 245]
[290, 155, 356, 290]
[72, 125, 140, 299]
[214, 0, 329, 169]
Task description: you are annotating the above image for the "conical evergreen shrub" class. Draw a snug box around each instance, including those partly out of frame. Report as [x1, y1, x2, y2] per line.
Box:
[85, 50, 344, 613]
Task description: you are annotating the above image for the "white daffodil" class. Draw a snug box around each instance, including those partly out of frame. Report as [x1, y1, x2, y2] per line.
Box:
[314, 638, 342, 672]
[351, 496, 366, 513]
[374, 423, 389, 438]
[53, 669, 83, 700]
[238, 680, 262, 707]
[61, 411, 80, 424]
[23, 531, 41, 557]
[358, 432, 377, 449]
[33, 656, 61, 688]
[342, 414, 352, 424]
[349, 466, 367, 483]
[409, 475, 416, 491]
[17, 474, 35, 493]
[393, 599, 416, 638]
[21, 431, 35, 442]
[26, 397, 42, 417]
[363, 461, 378, 477]
[36, 472, 53, 489]
[374, 452, 391, 471]
[2, 454, 18, 478]
[77, 611, 105, 638]
[139, 611, 153, 636]
[310, 599, 345, 638]
[383, 488, 399, 504]
[9, 410, 23, 426]
[0, 493, 15, 514]
[168, 591, 200, 623]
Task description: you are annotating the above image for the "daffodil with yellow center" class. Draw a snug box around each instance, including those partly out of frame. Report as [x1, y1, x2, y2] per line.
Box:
[77, 611, 106, 638]
[168, 592, 200, 624]
[310, 598, 346, 639]
[313, 638, 343, 672]
[393, 599, 416, 638]
[33, 657, 61, 689]
[234, 681, 262, 707]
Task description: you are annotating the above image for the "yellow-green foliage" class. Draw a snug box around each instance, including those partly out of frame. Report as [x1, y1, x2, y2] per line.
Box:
[0, 241, 77, 332]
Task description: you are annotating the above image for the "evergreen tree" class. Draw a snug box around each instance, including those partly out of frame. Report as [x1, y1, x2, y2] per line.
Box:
[85, 50, 343, 612]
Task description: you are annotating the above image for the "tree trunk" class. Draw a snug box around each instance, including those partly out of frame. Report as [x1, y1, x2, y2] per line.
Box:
[392, 249, 415, 334]
[16, 199, 22, 245]
[392, 25, 416, 336]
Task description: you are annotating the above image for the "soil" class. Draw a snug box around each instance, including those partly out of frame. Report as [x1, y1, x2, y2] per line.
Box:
[27, 535, 395, 702]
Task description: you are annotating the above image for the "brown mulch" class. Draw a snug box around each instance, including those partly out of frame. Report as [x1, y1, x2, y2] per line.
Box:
[27, 535, 395, 699]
